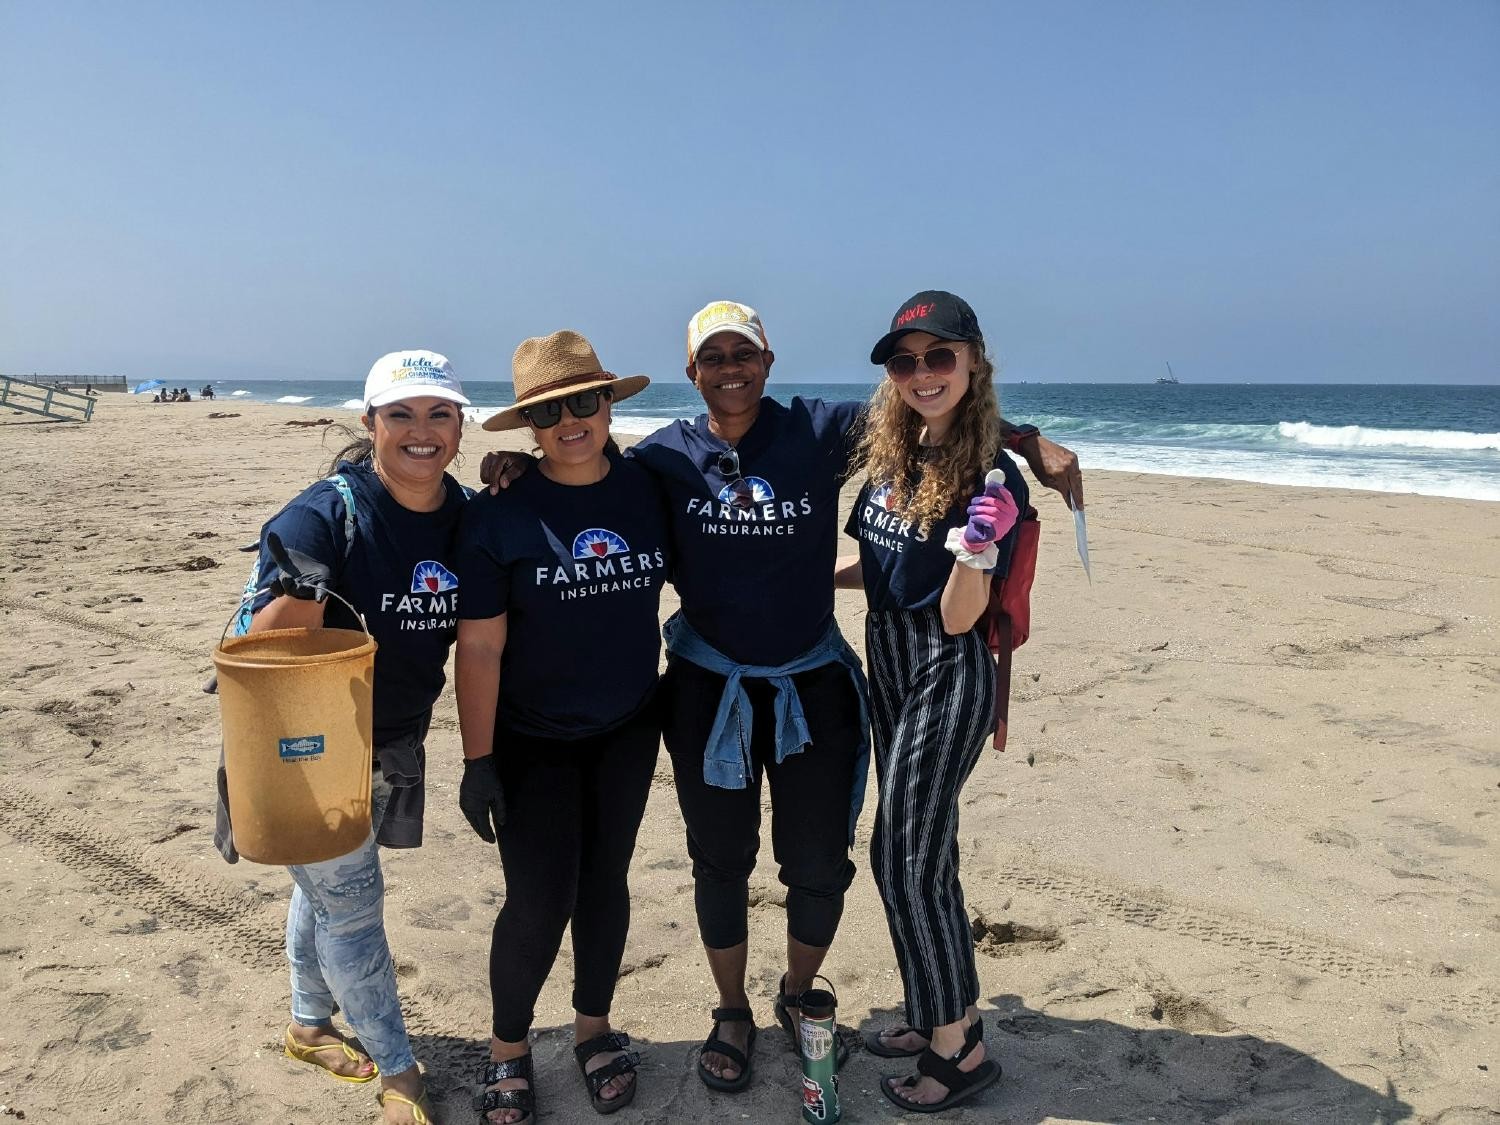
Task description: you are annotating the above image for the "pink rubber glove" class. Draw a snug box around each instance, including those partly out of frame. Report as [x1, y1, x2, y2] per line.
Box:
[961, 470, 1020, 552]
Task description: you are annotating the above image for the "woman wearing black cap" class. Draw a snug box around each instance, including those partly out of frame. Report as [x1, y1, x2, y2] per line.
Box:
[834, 291, 1026, 1112]
[454, 331, 670, 1122]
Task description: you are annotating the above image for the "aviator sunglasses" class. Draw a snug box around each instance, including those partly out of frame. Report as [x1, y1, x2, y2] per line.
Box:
[884, 343, 969, 382]
[522, 388, 613, 429]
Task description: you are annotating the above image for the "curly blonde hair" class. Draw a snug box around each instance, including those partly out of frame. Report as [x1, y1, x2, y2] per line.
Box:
[850, 342, 1001, 533]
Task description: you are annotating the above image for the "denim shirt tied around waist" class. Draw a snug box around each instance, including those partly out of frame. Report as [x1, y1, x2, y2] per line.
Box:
[663, 611, 871, 844]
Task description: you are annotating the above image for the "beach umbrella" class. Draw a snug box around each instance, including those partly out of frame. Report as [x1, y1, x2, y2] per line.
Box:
[131, 379, 166, 394]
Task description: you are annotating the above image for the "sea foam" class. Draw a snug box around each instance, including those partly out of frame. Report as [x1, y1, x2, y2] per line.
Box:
[1277, 421, 1500, 452]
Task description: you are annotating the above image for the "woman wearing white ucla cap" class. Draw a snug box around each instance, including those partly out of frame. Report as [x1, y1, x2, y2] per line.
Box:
[214, 350, 470, 1125]
[454, 331, 669, 1122]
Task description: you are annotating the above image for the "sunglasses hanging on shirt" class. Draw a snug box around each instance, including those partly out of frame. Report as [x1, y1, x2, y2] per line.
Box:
[715, 446, 755, 510]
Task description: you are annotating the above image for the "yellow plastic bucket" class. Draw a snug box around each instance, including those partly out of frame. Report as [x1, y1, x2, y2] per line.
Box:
[212, 626, 378, 865]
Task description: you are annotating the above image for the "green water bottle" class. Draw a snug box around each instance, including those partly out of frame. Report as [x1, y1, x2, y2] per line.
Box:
[798, 977, 841, 1123]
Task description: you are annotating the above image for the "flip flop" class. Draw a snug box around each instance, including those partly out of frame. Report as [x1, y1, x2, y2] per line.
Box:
[377, 1087, 433, 1124]
[282, 1024, 378, 1083]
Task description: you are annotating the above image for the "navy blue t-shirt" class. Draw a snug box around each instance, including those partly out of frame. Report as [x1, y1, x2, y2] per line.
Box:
[251, 462, 467, 744]
[455, 454, 670, 741]
[845, 449, 1030, 611]
[630, 396, 864, 667]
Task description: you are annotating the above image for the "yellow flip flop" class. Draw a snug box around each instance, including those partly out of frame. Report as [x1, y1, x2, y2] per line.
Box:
[377, 1087, 433, 1124]
[283, 1024, 380, 1083]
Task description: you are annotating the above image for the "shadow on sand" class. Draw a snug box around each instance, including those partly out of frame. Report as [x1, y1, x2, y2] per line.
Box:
[407, 991, 1411, 1123]
[970, 992, 1411, 1124]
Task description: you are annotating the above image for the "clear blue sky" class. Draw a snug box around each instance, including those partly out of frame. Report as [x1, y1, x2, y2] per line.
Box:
[2, 1, 1496, 384]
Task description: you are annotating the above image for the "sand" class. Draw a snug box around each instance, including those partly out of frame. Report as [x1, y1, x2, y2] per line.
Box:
[0, 397, 1495, 1124]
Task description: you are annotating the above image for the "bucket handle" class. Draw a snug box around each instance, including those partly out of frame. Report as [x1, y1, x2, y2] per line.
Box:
[220, 582, 371, 646]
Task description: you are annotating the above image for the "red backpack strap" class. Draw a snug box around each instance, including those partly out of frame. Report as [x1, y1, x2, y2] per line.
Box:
[984, 507, 1039, 750]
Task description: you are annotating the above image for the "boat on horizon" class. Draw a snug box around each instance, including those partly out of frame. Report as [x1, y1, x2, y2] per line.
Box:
[1156, 362, 1180, 385]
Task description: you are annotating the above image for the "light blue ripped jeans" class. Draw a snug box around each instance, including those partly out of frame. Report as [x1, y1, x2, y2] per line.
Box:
[285, 772, 417, 1076]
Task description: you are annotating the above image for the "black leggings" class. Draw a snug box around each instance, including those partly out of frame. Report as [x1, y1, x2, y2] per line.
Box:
[488, 703, 660, 1042]
[662, 656, 863, 950]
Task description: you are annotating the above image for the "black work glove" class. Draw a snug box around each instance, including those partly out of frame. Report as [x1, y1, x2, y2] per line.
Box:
[265, 531, 332, 602]
[459, 754, 506, 842]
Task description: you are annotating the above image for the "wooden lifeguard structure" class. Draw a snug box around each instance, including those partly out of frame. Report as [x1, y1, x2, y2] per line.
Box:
[0, 374, 97, 422]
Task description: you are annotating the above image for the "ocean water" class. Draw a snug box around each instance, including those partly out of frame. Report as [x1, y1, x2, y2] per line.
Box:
[208, 380, 1500, 502]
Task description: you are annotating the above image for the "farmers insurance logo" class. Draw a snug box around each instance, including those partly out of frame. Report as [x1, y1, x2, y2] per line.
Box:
[857, 481, 927, 553]
[688, 472, 813, 537]
[379, 561, 460, 631]
[869, 482, 897, 511]
[716, 476, 774, 506]
[534, 526, 665, 601]
[572, 528, 629, 559]
[410, 561, 458, 593]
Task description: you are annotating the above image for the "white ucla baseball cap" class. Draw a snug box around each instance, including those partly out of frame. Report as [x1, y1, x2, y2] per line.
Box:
[363, 350, 471, 411]
[686, 300, 770, 364]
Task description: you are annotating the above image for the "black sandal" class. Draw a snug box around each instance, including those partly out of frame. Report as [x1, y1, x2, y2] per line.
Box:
[865, 1015, 981, 1059]
[696, 1006, 757, 1093]
[773, 973, 851, 1068]
[477, 1055, 535, 1124]
[880, 1021, 1000, 1114]
[573, 1030, 640, 1115]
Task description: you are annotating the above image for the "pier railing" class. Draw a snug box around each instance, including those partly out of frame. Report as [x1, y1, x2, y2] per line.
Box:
[20, 374, 128, 392]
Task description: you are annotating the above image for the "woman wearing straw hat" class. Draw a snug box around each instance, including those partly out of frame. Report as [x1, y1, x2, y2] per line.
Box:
[454, 330, 668, 1123]
[217, 350, 471, 1125]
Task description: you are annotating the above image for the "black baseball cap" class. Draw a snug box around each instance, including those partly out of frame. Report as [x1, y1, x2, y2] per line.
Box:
[869, 290, 982, 365]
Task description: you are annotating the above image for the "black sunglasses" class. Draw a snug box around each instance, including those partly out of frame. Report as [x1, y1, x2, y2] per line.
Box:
[523, 388, 612, 429]
[715, 447, 755, 510]
[884, 343, 968, 382]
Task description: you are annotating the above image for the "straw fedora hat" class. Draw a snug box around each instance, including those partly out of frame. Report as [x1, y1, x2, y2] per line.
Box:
[483, 330, 650, 432]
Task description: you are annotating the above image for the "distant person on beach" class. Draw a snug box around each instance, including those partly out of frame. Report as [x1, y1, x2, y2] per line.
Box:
[453, 331, 667, 1123]
[213, 349, 470, 1125]
[201, 384, 215, 400]
[479, 300, 1084, 1093]
[836, 291, 1023, 1113]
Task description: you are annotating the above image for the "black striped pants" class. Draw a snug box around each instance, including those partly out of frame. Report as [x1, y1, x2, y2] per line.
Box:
[866, 606, 996, 1029]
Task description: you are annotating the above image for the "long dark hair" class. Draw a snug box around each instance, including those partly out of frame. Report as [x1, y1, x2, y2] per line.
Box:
[322, 422, 374, 478]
